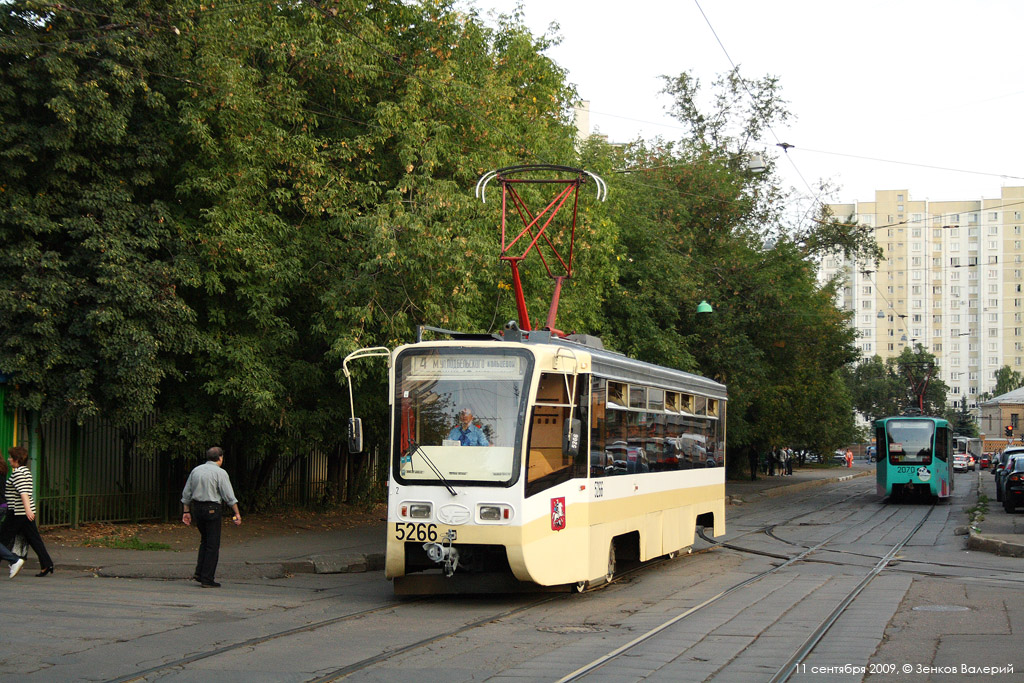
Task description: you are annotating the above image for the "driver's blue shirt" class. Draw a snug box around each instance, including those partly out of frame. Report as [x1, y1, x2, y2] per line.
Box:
[448, 424, 489, 446]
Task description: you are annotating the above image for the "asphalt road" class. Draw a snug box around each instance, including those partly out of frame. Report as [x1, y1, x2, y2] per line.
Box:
[5, 472, 1022, 682]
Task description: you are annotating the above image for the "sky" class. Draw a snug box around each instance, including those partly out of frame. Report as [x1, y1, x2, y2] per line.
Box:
[470, 0, 1024, 213]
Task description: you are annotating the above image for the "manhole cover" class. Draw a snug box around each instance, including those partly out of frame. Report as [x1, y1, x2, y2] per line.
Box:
[536, 625, 605, 634]
[912, 605, 970, 612]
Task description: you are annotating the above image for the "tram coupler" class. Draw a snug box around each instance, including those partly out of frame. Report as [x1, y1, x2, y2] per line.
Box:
[423, 530, 460, 577]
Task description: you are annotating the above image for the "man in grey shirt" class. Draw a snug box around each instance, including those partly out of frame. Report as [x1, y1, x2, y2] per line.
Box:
[181, 447, 242, 587]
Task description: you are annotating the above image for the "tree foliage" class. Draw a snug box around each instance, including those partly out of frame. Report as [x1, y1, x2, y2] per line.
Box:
[989, 366, 1024, 398]
[848, 346, 949, 422]
[0, 2, 882, 498]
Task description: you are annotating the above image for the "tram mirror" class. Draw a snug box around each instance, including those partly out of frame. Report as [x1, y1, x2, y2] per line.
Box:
[347, 417, 363, 454]
[563, 418, 581, 458]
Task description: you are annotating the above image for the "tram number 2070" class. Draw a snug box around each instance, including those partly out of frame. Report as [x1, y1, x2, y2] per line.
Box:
[395, 522, 438, 542]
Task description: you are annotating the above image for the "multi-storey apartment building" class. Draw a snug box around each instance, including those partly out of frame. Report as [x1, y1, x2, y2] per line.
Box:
[820, 186, 1024, 408]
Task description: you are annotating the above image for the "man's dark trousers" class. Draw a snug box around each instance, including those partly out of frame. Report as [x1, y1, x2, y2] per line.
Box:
[194, 502, 222, 583]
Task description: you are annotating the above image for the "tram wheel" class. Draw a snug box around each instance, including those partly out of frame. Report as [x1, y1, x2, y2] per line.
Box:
[605, 540, 617, 584]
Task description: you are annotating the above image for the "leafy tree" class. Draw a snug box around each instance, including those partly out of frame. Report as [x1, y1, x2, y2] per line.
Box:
[990, 366, 1024, 398]
[0, 3, 889, 504]
[890, 345, 948, 416]
[848, 356, 903, 423]
[944, 396, 978, 437]
[848, 347, 949, 421]
[0, 0, 198, 428]
[600, 67, 873, 467]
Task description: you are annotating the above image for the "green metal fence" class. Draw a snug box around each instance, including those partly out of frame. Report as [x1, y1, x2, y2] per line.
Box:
[1, 403, 354, 527]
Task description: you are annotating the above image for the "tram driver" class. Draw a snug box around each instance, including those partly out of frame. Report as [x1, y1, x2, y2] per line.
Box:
[447, 408, 490, 447]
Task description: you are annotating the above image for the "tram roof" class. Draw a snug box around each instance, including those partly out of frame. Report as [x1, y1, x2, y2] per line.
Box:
[542, 333, 728, 400]
[874, 415, 949, 427]
[409, 326, 727, 400]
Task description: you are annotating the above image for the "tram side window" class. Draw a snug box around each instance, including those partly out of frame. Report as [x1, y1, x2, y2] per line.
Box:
[589, 377, 723, 476]
[935, 427, 949, 461]
[526, 373, 588, 497]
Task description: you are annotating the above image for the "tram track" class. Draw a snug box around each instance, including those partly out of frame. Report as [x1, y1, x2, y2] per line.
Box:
[107, 600, 425, 683]
[555, 500, 937, 682]
[106, 487, 864, 681]
[112, 481, 935, 682]
[107, 546, 685, 682]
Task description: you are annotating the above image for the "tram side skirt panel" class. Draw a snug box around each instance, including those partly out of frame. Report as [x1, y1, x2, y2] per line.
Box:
[510, 487, 590, 585]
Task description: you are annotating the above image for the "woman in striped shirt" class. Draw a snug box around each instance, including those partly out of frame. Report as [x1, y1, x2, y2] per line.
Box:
[0, 454, 26, 577]
[1, 446, 53, 576]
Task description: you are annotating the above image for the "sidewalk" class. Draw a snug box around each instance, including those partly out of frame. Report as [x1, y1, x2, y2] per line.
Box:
[725, 461, 872, 505]
[968, 467, 1024, 558]
[29, 463, 1022, 581]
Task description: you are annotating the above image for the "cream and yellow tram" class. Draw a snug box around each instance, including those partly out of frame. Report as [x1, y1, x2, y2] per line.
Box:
[372, 327, 726, 594]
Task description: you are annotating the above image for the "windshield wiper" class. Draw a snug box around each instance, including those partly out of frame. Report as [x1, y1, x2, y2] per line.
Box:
[404, 441, 457, 496]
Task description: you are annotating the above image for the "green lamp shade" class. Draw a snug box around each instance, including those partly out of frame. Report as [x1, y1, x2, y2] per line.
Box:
[696, 300, 713, 314]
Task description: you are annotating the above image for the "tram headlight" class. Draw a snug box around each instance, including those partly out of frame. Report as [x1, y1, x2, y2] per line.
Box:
[408, 503, 432, 519]
[478, 504, 512, 522]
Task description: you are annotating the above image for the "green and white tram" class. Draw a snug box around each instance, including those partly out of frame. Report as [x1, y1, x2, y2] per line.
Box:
[874, 415, 953, 502]
[348, 327, 726, 594]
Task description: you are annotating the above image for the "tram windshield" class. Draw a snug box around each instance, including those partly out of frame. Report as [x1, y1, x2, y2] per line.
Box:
[393, 347, 532, 485]
[885, 419, 934, 465]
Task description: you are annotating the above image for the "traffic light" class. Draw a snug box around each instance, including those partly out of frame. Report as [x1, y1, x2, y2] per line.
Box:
[1007, 425, 1015, 439]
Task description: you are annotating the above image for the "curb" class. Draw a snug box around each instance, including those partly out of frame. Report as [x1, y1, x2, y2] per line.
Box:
[966, 530, 1024, 558]
[53, 552, 386, 580]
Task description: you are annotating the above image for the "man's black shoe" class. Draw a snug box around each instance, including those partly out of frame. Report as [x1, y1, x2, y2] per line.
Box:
[192, 574, 201, 582]
[200, 580, 221, 588]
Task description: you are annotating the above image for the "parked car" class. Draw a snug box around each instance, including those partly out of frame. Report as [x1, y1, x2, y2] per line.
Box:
[993, 449, 1017, 477]
[606, 441, 649, 474]
[1000, 455, 1024, 512]
[995, 448, 1024, 502]
[952, 453, 971, 473]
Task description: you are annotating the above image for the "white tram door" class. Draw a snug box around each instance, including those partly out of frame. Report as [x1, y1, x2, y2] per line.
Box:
[515, 371, 592, 586]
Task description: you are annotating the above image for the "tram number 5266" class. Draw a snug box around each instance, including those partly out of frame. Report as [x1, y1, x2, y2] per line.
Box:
[395, 522, 438, 542]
